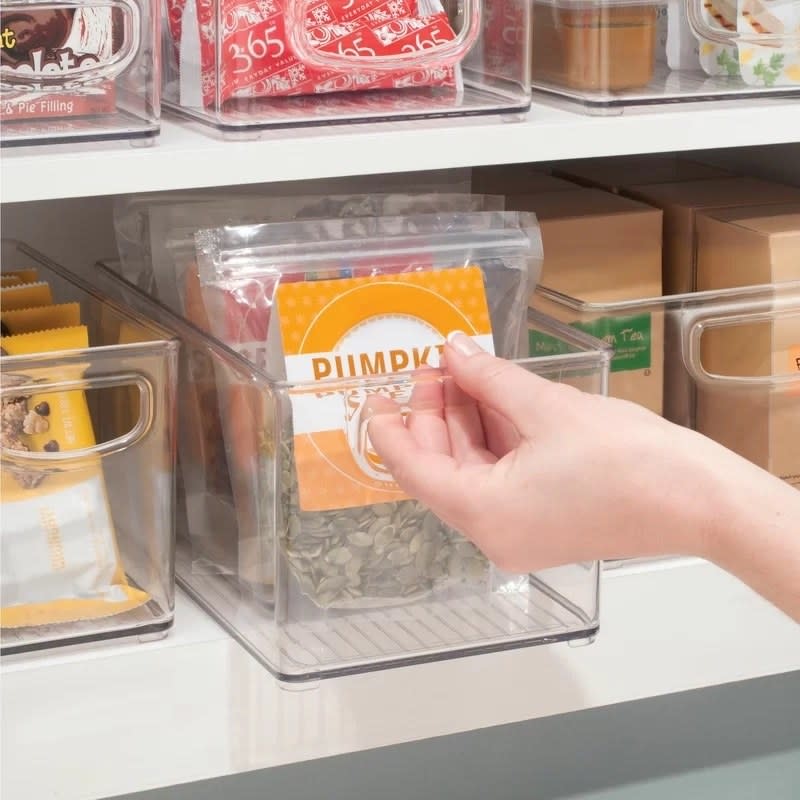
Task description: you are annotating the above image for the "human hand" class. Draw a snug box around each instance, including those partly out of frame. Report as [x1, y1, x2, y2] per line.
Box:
[366, 332, 799, 586]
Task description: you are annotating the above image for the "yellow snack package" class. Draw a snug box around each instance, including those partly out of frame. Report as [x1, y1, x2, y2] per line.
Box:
[0, 326, 150, 628]
[2, 269, 39, 283]
[0, 282, 53, 311]
[1, 276, 24, 288]
[1, 303, 81, 336]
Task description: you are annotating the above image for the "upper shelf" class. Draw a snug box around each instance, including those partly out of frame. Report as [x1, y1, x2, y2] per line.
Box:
[2, 97, 799, 203]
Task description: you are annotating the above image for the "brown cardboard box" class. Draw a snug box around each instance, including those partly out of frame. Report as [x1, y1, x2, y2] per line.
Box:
[694, 203, 800, 488]
[696, 203, 800, 288]
[471, 165, 578, 196]
[553, 155, 732, 194]
[625, 178, 800, 295]
[516, 189, 664, 415]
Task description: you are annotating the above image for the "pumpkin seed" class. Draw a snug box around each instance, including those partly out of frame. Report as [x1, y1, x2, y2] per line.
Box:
[277, 438, 488, 608]
[347, 530, 373, 548]
[326, 547, 352, 566]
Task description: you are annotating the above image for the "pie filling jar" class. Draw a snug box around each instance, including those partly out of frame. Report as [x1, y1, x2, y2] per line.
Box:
[530, 0, 800, 114]
[532, 3, 659, 91]
[161, 0, 532, 136]
[93, 258, 608, 683]
[0, 241, 179, 656]
[0, 0, 160, 146]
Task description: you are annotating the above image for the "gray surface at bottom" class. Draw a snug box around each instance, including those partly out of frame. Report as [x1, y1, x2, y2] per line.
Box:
[563, 750, 799, 800]
[113, 671, 800, 800]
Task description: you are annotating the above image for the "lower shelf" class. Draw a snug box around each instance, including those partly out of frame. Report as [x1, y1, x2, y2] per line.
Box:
[2, 559, 798, 800]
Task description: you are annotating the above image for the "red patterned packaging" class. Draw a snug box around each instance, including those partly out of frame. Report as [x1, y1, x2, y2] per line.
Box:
[167, 0, 462, 108]
[480, 0, 528, 82]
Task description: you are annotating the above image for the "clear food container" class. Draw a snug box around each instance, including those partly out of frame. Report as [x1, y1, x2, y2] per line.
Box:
[93, 258, 609, 682]
[532, 0, 660, 92]
[1, 241, 178, 655]
[532, 281, 800, 490]
[530, 0, 800, 114]
[688, 0, 800, 89]
[162, 0, 531, 135]
[0, 0, 160, 146]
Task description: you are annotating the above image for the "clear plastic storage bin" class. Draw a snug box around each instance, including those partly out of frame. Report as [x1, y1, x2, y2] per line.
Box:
[0, 0, 160, 146]
[1, 241, 178, 654]
[94, 258, 609, 682]
[532, 281, 800, 490]
[162, 0, 531, 135]
[531, 0, 800, 113]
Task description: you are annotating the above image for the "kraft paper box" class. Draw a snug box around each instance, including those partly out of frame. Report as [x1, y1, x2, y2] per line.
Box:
[471, 166, 577, 197]
[553, 155, 732, 194]
[518, 189, 664, 415]
[695, 203, 800, 488]
[625, 178, 800, 295]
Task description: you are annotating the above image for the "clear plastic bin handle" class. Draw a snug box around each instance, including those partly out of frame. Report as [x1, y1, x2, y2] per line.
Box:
[686, 0, 800, 48]
[0, 1, 141, 87]
[682, 299, 800, 390]
[285, 0, 481, 72]
[0, 372, 153, 466]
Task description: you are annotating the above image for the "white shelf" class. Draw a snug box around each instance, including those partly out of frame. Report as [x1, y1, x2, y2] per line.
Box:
[2, 560, 798, 800]
[2, 98, 799, 203]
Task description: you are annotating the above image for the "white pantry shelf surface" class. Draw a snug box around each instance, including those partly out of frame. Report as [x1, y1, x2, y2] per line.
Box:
[2, 560, 798, 800]
[2, 98, 799, 203]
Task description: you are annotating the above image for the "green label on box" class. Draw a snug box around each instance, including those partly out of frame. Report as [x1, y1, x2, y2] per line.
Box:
[529, 313, 651, 374]
[529, 330, 578, 358]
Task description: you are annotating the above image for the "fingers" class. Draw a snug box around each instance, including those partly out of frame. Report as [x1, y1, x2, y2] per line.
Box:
[479, 405, 522, 458]
[444, 332, 559, 438]
[443, 373, 496, 464]
[406, 368, 450, 456]
[366, 405, 465, 511]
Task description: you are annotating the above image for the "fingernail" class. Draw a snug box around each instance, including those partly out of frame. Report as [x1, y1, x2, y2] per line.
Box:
[447, 331, 483, 357]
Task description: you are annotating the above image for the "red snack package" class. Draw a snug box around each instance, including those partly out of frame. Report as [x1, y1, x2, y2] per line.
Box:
[481, 0, 528, 80]
[167, 0, 459, 108]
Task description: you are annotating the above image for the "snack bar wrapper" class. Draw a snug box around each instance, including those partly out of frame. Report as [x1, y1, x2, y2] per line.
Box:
[0, 281, 53, 310]
[168, 0, 459, 108]
[1, 326, 150, 627]
[2, 303, 81, 335]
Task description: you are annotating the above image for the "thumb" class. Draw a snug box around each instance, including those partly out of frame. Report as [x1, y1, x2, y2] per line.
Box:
[443, 331, 558, 436]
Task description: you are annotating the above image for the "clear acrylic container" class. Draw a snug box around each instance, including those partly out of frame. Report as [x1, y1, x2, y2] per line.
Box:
[530, 0, 800, 114]
[94, 258, 609, 682]
[532, 281, 800, 490]
[0, 0, 160, 146]
[688, 0, 800, 90]
[1, 241, 178, 654]
[162, 0, 531, 135]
